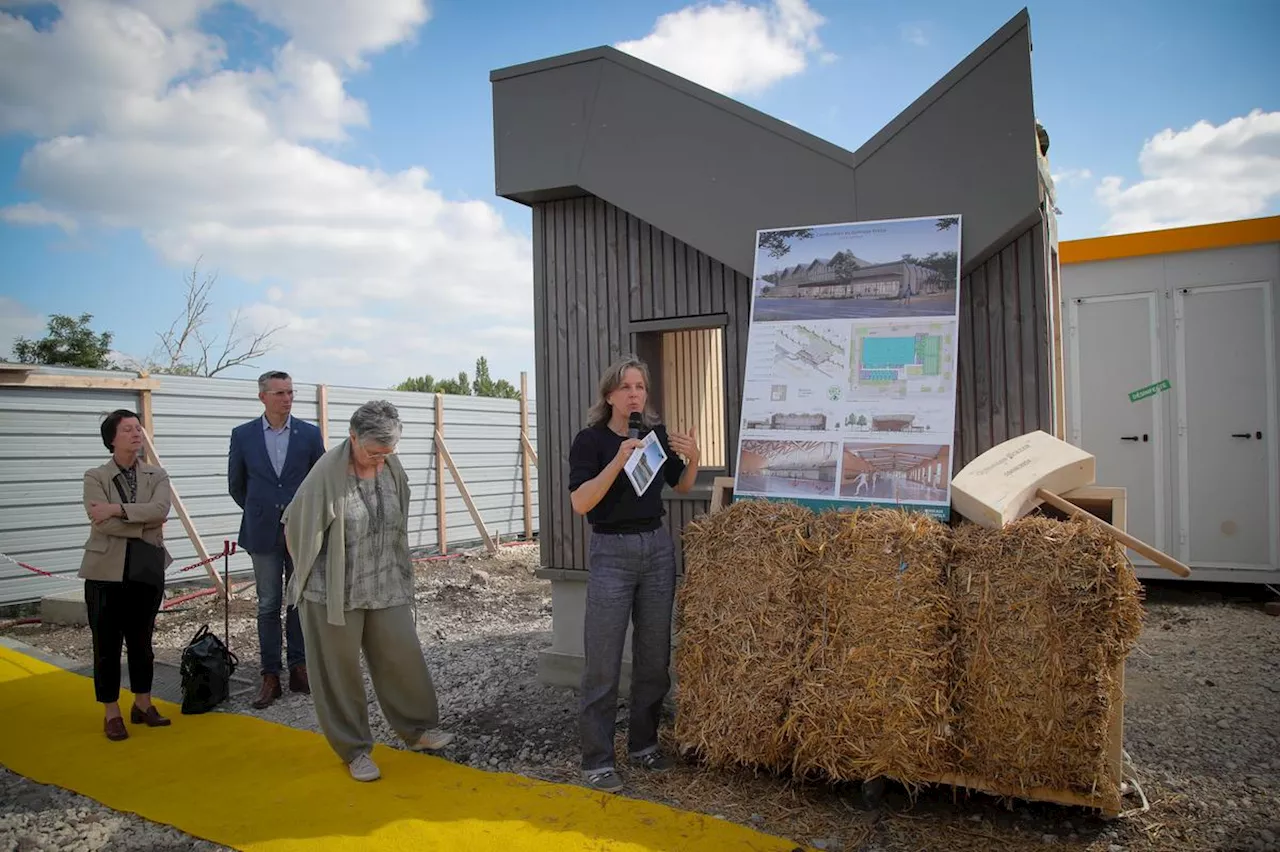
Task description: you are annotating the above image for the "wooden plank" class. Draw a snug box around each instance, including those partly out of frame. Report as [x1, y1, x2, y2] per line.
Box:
[627, 212, 642, 337]
[706, 252, 721, 314]
[593, 198, 609, 384]
[435, 435, 497, 552]
[986, 255, 1007, 446]
[139, 426, 224, 594]
[1000, 244, 1024, 439]
[435, 392, 447, 555]
[605, 201, 622, 362]
[1017, 228, 1041, 431]
[709, 476, 735, 512]
[1031, 221, 1052, 431]
[520, 371, 533, 542]
[139, 388, 155, 465]
[550, 201, 569, 569]
[638, 220, 653, 321]
[532, 203, 551, 570]
[315, 383, 329, 448]
[572, 197, 589, 574]
[0, 374, 159, 390]
[670, 228, 680, 314]
[684, 240, 699, 315]
[957, 270, 977, 467]
[924, 772, 1119, 817]
[521, 432, 539, 465]
[971, 258, 993, 455]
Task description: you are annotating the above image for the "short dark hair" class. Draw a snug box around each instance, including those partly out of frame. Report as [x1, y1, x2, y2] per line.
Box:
[101, 409, 140, 452]
[258, 370, 291, 393]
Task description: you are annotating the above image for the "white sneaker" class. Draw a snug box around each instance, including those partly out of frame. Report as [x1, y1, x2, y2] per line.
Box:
[348, 753, 380, 782]
[411, 728, 454, 751]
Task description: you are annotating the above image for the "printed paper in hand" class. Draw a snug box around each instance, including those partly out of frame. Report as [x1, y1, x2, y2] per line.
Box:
[624, 430, 667, 496]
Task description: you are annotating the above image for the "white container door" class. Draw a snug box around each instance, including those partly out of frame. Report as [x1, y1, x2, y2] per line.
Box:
[1068, 292, 1166, 561]
[1175, 282, 1278, 571]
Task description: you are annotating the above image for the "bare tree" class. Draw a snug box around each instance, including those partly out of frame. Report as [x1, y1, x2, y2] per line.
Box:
[150, 258, 284, 377]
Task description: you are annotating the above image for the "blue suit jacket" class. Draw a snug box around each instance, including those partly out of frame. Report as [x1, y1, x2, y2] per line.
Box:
[228, 416, 326, 554]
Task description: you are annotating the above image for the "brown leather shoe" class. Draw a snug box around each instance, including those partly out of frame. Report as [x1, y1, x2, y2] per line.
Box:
[288, 664, 310, 695]
[252, 673, 282, 709]
[130, 704, 172, 727]
[104, 716, 128, 741]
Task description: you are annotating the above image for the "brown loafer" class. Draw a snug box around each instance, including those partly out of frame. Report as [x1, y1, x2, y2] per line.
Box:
[130, 704, 171, 727]
[288, 664, 310, 695]
[104, 716, 128, 741]
[252, 673, 282, 709]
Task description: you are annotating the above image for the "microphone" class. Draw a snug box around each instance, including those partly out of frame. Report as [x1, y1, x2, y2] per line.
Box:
[627, 412, 643, 440]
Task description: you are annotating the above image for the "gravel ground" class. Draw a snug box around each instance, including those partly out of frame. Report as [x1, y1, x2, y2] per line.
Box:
[2, 547, 1278, 852]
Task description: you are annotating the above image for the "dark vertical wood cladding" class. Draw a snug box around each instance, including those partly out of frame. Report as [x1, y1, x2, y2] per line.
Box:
[534, 196, 748, 572]
[952, 218, 1053, 471]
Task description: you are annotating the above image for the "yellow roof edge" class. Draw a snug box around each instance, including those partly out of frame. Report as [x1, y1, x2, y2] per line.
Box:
[1059, 215, 1280, 265]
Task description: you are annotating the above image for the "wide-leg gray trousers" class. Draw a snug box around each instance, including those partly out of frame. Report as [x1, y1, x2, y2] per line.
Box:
[300, 600, 440, 764]
[579, 527, 677, 772]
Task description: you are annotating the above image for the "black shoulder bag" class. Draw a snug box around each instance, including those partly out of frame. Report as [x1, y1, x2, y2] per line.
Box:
[179, 624, 239, 714]
[112, 477, 168, 590]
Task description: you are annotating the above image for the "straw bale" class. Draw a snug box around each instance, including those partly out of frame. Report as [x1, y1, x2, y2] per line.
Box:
[674, 499, 815, 771]
[949, 515, 1144, 808]
[784, 509, 955, 785]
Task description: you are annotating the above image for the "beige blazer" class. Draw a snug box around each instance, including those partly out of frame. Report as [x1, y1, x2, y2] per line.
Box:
[78, 459, 174, 582]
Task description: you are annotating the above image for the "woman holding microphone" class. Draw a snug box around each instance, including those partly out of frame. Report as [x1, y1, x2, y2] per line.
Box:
[567, 355, 700, 793]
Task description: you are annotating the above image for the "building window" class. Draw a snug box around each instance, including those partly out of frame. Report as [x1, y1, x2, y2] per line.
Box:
[659, 327, 728, 469]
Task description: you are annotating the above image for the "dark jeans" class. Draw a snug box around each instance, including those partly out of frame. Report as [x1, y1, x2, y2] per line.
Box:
[579, 527, 677, 773]
[85, 574, 162, 704]
[250, 524, 305, 676]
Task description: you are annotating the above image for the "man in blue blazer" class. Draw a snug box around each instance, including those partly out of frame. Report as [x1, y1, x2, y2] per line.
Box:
[228, 370, 326, 709]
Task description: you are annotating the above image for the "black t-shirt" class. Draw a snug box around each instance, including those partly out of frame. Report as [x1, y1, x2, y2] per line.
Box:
[568, 423, 686, 534]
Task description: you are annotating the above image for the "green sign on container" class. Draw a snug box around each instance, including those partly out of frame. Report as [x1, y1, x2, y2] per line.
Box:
[1128, 379, 1171, 403]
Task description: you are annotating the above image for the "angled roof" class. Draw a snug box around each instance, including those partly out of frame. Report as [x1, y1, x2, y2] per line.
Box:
[491, 9, 1040, 277]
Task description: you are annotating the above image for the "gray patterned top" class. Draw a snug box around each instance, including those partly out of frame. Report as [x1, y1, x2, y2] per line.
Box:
[302, 466, 412, 610]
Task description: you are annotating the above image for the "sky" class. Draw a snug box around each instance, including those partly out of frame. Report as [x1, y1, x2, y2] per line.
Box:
[759, 217, 963, 275]
[1, 0, 1277, 398]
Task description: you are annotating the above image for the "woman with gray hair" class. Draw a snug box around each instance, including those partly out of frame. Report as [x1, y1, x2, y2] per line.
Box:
[283, 400, 453, 782]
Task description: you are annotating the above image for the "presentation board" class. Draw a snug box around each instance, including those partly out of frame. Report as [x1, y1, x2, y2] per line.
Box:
[732, 214, 963, 520]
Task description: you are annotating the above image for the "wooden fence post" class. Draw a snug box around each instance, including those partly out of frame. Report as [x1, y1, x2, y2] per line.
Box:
[520, 371, 533, 542]
[140, 426, 225, 595]
[435, 392, 447, 555]
[138, 370, 155, 465]
[316, 383, 329, 447]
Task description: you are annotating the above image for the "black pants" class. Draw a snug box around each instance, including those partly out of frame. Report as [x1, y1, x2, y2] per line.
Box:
[85, 568, 163, 704]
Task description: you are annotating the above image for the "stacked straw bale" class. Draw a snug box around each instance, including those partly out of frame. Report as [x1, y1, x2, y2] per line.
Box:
[675, 499, 814, 771]
[948, 515, 1144, 809]
[784, 509, 955, 785]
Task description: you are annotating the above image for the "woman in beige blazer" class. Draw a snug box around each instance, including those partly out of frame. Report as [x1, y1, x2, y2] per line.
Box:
[80, 408, 175, 741]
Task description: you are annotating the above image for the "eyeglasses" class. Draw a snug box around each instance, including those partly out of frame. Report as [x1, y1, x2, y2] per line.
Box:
[360, 444, 395, 460]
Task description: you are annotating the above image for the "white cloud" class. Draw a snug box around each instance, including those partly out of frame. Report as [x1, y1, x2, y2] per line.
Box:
[1050, 167, 1093, 185]
[0, 0, 535, 389]
[0, 201, 78, 233]
[901, 24, 928, 47]
[0, 296, 44, 361]
[1097, 109, 1280, 234]
[615, 0, 830, 97]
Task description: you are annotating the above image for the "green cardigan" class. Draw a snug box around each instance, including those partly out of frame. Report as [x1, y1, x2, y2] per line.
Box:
[282, 438, 411, 626]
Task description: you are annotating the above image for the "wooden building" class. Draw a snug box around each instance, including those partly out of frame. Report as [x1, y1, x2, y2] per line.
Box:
[490, 8, 1062, 686]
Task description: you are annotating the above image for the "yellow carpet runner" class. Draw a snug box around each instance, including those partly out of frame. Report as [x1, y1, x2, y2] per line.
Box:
[0, 645, 802, 851]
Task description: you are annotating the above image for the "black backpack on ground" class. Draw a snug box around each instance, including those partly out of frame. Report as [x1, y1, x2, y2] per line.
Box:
[179, 624, 238, 714]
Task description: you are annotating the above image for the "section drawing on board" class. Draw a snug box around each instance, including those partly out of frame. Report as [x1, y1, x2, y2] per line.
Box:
[736, 440, 840, 498]
[841, 442, 952, 505]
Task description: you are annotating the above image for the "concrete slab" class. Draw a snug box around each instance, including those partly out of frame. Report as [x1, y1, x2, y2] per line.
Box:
[40, 587, 87, 626]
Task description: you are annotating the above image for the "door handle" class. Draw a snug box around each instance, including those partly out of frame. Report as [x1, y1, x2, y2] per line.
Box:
[1231, 433, 1252, 439]
[1121, 435, 1139, 441]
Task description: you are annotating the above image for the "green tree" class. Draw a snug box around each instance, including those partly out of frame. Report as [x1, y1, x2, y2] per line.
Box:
[758, 227, 813, 259]
[12, 313, 114, 369]
[472, 356, 520, 399]
[935, 216, 959, 231]
[394, 357, 520, 398]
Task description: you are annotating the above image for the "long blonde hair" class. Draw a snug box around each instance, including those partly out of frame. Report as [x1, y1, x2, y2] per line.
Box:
[586, 354, 660, 429]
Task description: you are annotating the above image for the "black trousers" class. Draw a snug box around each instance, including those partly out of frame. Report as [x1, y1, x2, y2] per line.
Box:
[85, 566, 163, 704]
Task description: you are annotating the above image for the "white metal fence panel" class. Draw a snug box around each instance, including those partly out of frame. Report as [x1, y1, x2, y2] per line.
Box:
[0, 366, 539, 607]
